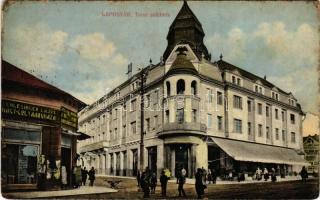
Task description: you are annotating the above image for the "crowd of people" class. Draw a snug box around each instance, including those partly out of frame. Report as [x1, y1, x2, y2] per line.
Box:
[136, 167, 209, 199]
[65, 166, 96, 188]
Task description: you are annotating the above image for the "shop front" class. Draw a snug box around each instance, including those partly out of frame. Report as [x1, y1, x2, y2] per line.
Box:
[1, 60, 86, 191]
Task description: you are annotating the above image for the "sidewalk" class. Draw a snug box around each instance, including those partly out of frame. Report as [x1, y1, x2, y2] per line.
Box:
[2, 186, 117, 199]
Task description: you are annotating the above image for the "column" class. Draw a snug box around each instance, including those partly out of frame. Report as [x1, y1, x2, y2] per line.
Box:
[171, 148, 175, 177]
[107, 153, 111, 175]
[102, 153, 106, 175]
[120, 152, 124, 176]
[128, 150, 133, 176]
[144, 147, 148, 169]
[157, 144, 164, 177]
[113, 152, 117, 176]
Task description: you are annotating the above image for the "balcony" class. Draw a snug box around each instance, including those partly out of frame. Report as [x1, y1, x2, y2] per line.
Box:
[79, 140, 109, 153]
[158, 122, 207, 137]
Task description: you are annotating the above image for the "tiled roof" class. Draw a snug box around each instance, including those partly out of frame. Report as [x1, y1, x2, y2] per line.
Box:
[2, 60, 86, 108]
[215, 59, 290, 95]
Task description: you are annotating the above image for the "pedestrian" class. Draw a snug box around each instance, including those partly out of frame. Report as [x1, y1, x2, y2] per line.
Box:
[81, 167, 88, 186]
[61, 165, 67, 189]
[263, 168, 269, 181]
[271, 168, 277, 182]
[137, 170, 141, 187]
[195, 168, 206, 199]
[207, 169, 212, 184]
[256, 167, 262, 181]
[300, 166, 308, 183]
[212, 169, 217, 184]
[150, 172, 157, 194]
[202, 167, 207, 183]
[176, 165, 181, 184]
[88, 167, 95, 186]
[178, 172, 187, 197]
[143, 168, 151, 198]
[140, 171, 146, 191]
[160, 170, 168, 197]
[181, 166, 187, 177]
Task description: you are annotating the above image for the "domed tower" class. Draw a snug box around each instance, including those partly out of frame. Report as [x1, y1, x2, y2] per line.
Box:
[163, 1, 210, 61]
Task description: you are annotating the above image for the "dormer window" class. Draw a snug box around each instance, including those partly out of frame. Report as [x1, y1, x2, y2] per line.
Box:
[271, 91, 279, 100]
[254, 84, 264, 94]
[231, 75, 241, 86]
[289, 98, 295, 106]
[232, 76, 236, 84]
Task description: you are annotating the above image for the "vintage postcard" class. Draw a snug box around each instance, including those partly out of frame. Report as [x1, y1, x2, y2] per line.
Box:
[1, 0, 319, 199]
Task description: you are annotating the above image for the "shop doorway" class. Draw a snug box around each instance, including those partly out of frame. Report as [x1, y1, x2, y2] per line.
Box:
[61, 147, 71, 185]
[208, 146, 220, 174]
[175, 144, 189, 177]
[148, 146, 157, 174]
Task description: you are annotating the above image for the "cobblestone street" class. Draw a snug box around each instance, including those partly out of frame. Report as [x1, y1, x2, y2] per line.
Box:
[49, 177, 319, 199]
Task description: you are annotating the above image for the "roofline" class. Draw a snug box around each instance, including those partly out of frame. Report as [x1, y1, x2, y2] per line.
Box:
[2, 60, 87, 109]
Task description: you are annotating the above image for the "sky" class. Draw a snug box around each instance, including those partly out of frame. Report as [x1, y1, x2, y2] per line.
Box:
[2, 1, 319, 113]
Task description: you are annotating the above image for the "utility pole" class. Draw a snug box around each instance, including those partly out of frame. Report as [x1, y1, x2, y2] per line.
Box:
[139, 66, 149, 174]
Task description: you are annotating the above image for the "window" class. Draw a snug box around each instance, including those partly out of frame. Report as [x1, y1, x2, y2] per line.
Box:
[176, 109, 184, 123]
[259, 87, 262, 94]
[258, 103, 262, 115]
[247, 100, 252, 112]
[146, 118, 150, 132]
[154, 90, 159, 105]
[207, 89, 213, 103]
[166, 81, 171, 96]
[192, 109, 197, 122]
[154, 115, 158, 128]
[291, 132, 296, 143]
[217, 92, 223, 105]
[282, 111, 285, 122]
[218, 116, 223, 130]
[131, 99, 136, 111]
[266, 126, 270, 139]
[131, 121, 136, 134]
[177, 79, 185, 94]
[234, 119, 242, 133]
[145, 94, 150, 108]
[282, 130, 286, 141]
[232, 76, 236, 84]
[275, 128, 279, 140]
[272, 92, 279, 100]
[114, 109, 118, 119]
[258, 124, 263, 137]
[237, 78, 241, 86]
[248, 122, 251, 135]
[207, 114, 212, 128]
[122, 126, 126, 138]
[266, 106, 269, 117]
[275, 109, 279, 119]
[255, 85, 258, 92]
[233, 95, 242, 109]
[165, 110, 169, 123]
[290, 114, 295, 124]
[114, 128, 118, 139]
[191, 81, 197, 95]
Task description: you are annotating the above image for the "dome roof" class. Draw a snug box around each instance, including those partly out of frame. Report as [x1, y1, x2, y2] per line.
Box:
[167, 50, 198, 76]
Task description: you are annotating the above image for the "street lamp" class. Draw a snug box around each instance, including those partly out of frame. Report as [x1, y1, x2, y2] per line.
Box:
[138, 61, 151, 174]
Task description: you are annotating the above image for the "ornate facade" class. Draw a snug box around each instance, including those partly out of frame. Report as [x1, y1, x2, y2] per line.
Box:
[77, 1, 307, 178]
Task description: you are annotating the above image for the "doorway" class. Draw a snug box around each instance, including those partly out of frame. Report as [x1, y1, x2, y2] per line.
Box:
[61, 147, 71, 186]
[175, 144, 189, 177]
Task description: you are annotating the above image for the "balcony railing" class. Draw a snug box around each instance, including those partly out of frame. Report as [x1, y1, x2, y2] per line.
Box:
[158, 122, 207, 137]
[79, 140, 109, 153]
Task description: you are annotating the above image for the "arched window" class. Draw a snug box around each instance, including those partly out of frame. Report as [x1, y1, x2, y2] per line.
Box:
[177, 79, 185, 94]
[166, 81, 171, 96]
[191, 81, 197, 95]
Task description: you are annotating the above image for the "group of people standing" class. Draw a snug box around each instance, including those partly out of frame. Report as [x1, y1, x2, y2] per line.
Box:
[136, 167, 208, 199]
[255, 167, 277, 182]
[71, 166, 96, 188]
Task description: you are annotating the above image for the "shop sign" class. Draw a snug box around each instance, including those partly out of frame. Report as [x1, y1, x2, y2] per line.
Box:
[2, 100, 60, 124]
[61, 107, 78, 129]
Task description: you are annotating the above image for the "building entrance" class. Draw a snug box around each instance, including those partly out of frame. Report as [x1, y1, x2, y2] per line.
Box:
[148, 146, 157, 174]
[61, 147, 71, 185]
[175, 144, 189, 177]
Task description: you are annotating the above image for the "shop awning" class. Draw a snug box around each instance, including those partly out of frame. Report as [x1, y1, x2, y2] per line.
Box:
[211, 137, 309, 166]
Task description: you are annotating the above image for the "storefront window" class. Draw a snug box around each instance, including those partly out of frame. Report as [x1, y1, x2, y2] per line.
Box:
[2, 128, 40, 185]
[2, 144, 39, 184]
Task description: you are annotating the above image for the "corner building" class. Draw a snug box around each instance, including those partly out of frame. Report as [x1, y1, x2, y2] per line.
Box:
[78, 1, 307, 178]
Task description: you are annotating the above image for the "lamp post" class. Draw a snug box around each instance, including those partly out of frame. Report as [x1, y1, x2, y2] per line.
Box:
[138, 64, 150, 174]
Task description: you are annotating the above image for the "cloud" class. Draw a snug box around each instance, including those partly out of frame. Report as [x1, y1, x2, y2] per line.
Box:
[254, 22, 318, 69]
[3, 23, 68, 73]
[70, 33, 116, 61]
[206, 22, 318, 112]
[207, 27, 247, 61]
